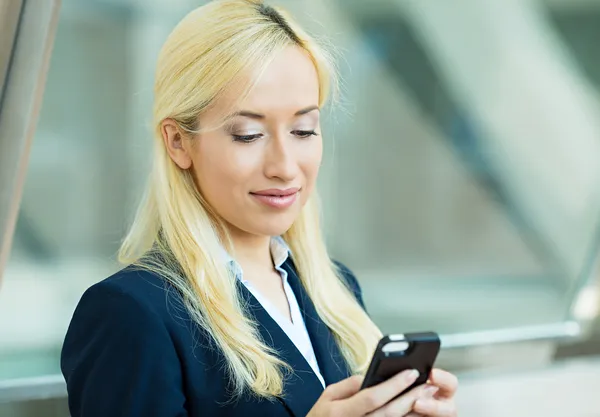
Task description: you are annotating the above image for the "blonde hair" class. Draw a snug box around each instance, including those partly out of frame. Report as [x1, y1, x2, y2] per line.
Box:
[119, 0, 381, 399]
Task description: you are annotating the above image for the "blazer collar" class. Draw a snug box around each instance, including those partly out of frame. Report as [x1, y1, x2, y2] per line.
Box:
[281, 259, 352, 385]
[237, 257, 351, 417]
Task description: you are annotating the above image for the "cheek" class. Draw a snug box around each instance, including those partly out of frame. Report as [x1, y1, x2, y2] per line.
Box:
[300, 138, 323, 189]
[191, 140, 258, 201]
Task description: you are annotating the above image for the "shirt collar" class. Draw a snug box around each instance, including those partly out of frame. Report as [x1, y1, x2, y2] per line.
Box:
[270, 235, 291, 269]
[221, 236, 291, 283]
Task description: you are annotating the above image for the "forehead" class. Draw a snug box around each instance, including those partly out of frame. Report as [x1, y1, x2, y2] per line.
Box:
[207, 46, 320, 120]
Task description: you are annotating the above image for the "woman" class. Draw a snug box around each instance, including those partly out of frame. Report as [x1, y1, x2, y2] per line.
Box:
[61, 1, 458, 416]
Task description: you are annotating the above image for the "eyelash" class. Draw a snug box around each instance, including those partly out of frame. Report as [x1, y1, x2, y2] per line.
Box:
[232, 130, 319, 143]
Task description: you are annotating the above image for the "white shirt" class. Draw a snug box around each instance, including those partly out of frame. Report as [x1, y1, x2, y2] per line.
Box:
[224, 236, 326, 387]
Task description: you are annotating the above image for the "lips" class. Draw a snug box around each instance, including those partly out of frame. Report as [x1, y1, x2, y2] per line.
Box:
[250, 188, 300, 209]
[251, 188, 300, 197]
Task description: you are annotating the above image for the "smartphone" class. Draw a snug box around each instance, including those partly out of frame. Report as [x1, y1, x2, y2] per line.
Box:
[361, 332, 441, 395]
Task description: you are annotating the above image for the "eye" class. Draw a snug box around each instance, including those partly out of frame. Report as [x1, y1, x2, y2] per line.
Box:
[232, 133, 263, 143]
[292, 130, 319, 139]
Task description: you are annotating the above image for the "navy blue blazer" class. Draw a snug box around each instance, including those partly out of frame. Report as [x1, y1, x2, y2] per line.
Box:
[61, 259, 366, 417]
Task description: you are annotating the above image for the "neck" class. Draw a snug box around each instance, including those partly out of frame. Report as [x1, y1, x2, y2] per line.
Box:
[228, 229, 273, 273]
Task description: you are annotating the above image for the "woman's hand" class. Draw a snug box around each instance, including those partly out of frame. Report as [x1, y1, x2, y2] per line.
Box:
[307, 369, 450, 417]
[409, 369, 458, 417]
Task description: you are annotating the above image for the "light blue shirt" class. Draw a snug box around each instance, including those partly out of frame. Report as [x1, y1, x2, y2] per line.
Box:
[224, 236, 326, 387]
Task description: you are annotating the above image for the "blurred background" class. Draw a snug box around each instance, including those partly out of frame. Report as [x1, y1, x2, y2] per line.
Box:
[1, 0, 600, 415]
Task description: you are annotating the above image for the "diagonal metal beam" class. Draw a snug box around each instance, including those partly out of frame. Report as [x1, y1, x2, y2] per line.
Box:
[0, 0, 23, 101]
[0, 0, 61, 286]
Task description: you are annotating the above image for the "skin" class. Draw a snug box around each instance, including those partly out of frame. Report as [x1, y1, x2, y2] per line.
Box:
[161, 45, 458, 416]
[309, 369, 458, 417]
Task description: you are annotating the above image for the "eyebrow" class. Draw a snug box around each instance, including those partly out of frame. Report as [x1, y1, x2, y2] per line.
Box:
[229, 105, 320, 120]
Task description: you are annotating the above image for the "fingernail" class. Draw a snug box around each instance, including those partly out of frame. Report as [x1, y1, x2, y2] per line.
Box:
[405, 369, 420, 382]
[415, 398, 433, 412]
[424, 385, 439, 397]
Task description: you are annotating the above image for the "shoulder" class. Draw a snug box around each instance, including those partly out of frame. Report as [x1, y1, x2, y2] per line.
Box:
[86, 266, 181, 314]
[333, 260, 360, 289]
[61, 266, 194, 378]
[64, 266, 189, 348]
[332, 260, 365, 309]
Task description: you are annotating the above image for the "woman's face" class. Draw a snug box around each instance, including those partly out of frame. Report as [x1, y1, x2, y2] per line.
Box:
[163, 46, 322, 238]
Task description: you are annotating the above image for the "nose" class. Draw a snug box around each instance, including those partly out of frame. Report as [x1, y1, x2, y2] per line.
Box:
[263, 133, 300, 182]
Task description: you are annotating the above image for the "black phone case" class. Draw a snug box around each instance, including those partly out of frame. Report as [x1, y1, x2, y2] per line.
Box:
[361, 332, 441, 394]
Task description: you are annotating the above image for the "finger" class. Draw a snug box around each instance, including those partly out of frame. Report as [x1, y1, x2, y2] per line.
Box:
[413, 398, 457, 417]
[429, 369, 458, 398]
[422, 384, 439, 398]
[350, 369, 420, 414]
[365, 382, 429, 417]
[322, 375, 363, 400]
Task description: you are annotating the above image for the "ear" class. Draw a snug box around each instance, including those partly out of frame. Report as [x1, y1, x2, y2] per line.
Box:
[161, 119, 192, 170]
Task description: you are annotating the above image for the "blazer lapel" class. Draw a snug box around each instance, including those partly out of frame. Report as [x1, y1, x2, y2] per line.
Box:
[282, 259, 352, 386]
[237, 281, 324, 417]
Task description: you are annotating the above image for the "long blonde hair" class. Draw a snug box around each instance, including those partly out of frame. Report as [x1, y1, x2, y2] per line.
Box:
[119, 0, 381, 399]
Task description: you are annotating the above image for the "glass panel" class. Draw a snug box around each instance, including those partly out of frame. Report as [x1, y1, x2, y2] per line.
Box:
[1, 1, 145, 381]
[2, 0, 600, 384]
[313, 0, 600, 334]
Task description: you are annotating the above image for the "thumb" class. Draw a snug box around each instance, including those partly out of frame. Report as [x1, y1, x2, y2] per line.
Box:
[323, 375, 364, 401]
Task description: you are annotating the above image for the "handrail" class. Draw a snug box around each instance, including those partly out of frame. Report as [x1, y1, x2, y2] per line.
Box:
[441, 321, 581, 350]
[0, 374, 65, 404]
[0, 320, 584, 403]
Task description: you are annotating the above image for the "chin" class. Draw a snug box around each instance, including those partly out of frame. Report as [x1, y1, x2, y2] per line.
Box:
[248, 213, 298, 237]
[254, 223, 295, 237]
